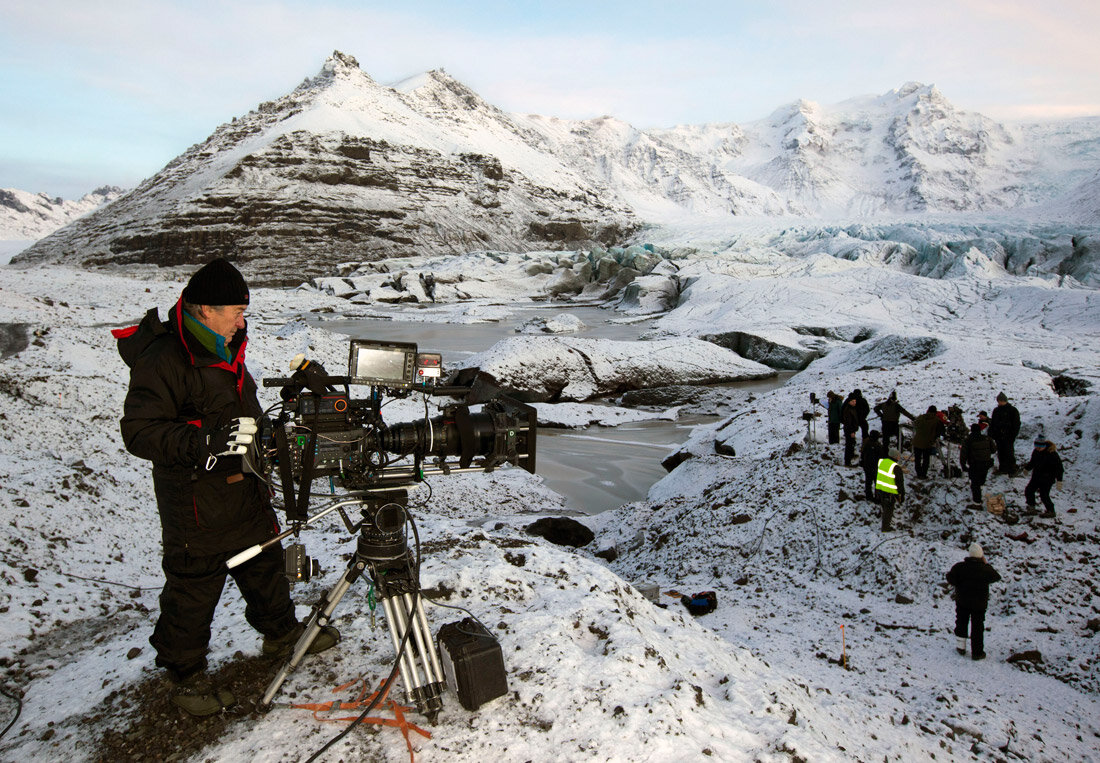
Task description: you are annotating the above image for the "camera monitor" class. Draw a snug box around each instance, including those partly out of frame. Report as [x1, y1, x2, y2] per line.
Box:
[348, 339, 418, 388]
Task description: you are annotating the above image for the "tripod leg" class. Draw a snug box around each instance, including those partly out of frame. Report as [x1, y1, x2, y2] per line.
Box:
[379, 592, 444, 720]
[409, 593, 445, 686]
[261, 559, 366, 708]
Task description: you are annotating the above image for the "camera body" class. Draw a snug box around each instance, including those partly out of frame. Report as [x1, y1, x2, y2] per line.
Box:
[262, 338, 537, 547]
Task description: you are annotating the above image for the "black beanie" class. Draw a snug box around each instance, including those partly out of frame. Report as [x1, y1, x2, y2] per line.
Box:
[182, 258, 250, 306]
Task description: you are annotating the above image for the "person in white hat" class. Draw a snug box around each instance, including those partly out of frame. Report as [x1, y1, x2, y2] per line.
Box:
[946, 543, 1001, 660]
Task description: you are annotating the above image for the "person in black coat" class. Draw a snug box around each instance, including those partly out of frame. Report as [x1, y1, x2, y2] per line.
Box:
[826, 391, 842, 445]
[1024, 437, 1064, 517]
[842, 396, 861, 466]
[117, 259, 338, 715]
[860, 430, 884, 502]
[947, 543, 1001, 660]
[910, 405, 945, 479]
[989, 392, 1021, 473]
[874, 390, 913, 451]
[960, 423, 995, 505]
[849, 389, 870, 439]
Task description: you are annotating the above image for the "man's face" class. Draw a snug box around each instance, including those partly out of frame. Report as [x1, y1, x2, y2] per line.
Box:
[200, 304, 248, 342]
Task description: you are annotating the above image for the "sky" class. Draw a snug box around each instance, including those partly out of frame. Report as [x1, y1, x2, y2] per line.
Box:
[2, 0, 1099, 200]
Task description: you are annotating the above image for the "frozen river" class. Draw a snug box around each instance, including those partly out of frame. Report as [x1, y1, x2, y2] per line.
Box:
[314, 303, 784, 513]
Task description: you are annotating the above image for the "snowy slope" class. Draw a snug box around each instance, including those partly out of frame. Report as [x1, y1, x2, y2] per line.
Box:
[0, 245, 1098, 761]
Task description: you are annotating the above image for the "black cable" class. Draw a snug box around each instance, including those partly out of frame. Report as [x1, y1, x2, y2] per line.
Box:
[4, 551, 159, 591]
[0, 686, 23, 742]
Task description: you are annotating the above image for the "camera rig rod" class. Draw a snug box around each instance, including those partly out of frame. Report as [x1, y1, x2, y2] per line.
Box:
[226, 498, 364, 570]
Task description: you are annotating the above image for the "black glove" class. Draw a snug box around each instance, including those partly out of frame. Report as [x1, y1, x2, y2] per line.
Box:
[200, 417, 258, 470]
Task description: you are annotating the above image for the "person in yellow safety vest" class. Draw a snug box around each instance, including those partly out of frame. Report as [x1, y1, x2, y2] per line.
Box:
[875, 448, 906, 531]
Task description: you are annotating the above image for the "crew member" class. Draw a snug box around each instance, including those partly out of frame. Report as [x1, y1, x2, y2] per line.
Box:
[960, 423, 995, 507]
[947, 543, 1001, 660]
[875, 448, 906, 531]
[1024, 437, 1064, 518]
[117, 258, 338, 716]
[989, 392, 1021, 474]
[873, 390, 913, 451]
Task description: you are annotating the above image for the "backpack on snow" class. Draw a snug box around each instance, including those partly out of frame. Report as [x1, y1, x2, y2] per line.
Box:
[680, 591, 717, 616]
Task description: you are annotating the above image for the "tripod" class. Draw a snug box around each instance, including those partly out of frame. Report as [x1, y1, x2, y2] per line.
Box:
[256, 490, 446, 720]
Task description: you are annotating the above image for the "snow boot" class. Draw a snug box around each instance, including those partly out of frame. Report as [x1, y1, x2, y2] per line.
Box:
[263, 623, 341, 658]
[170, 672, 234, 717]
[956, 637, 966, 655]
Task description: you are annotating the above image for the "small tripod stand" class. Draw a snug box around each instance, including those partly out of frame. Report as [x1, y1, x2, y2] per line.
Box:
[254, 489, 446, 720]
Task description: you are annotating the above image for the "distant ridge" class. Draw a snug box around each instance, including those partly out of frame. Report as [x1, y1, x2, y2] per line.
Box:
[13, 51, 1100, 282]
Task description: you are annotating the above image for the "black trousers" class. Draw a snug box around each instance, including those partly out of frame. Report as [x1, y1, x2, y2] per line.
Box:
[878, 493, 897, 530]
[994, 436, 1017, 472]
[151, 544, 298, 680]
[954, 604, 987, 656]
[844, 432, 858, 465]
[914, 447, 934, 478]
[863, 467, 878, 502]
[968, 463, 990, 503]
[882, 420, 900, 450]
[828, 422, 840, 444]
[1025, 478, 1055, 512]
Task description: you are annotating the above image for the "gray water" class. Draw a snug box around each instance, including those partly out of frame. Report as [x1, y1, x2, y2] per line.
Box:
[316, 303, 784, 514]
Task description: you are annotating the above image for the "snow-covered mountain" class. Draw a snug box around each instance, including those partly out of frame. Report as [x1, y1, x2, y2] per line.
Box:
[0, 186, 124, 240]
[12, 52, 1100, 282]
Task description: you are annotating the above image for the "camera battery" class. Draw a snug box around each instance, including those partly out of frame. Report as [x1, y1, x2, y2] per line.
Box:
[436, 618, 508, 711]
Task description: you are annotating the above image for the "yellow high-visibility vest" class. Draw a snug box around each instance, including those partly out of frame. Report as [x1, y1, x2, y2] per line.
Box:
[876, 458, 899, 494]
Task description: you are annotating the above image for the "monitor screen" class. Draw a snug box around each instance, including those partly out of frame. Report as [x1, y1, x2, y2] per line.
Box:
[348, 340, 417, 387]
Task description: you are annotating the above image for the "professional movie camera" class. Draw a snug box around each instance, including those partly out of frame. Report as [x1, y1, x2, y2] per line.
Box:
[229, 338, 536, 721]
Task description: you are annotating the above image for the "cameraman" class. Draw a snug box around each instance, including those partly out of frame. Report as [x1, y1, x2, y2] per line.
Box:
[117, 258, 338, 716]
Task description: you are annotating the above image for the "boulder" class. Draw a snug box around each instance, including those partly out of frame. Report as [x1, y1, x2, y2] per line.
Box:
[526, 517, 595, 547]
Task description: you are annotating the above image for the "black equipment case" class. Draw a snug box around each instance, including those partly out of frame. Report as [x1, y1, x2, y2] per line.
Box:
[436, 618, 508, 711]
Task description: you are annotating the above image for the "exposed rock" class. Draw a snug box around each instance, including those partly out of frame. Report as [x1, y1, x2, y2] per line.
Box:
[525, 517, 594, 548]
[1007, 650, 1044, 664]
[0, 323, 31, 358]
[662, 450, 692, 472]
[702, 330, 823, 371]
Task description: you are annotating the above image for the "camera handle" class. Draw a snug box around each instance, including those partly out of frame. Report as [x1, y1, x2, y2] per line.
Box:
[226, 498, 363, 569]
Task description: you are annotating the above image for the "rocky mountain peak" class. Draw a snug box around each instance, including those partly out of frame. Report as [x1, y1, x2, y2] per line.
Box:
[322, 50, 363, 78]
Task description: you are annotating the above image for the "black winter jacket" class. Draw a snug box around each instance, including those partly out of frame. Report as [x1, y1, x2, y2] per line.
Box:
[989, 403, 1020, 442]
[1025, 449, 1064, 484]
[947, 557, 1001, 610]
[117, 301, 277, 555]
[841, 402, 861, 434]
[960, 432, 995, 469]
[860, 437, 883, 472]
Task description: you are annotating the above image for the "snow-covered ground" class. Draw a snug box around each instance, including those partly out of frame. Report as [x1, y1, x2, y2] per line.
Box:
[0, 241, 1098, 761]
